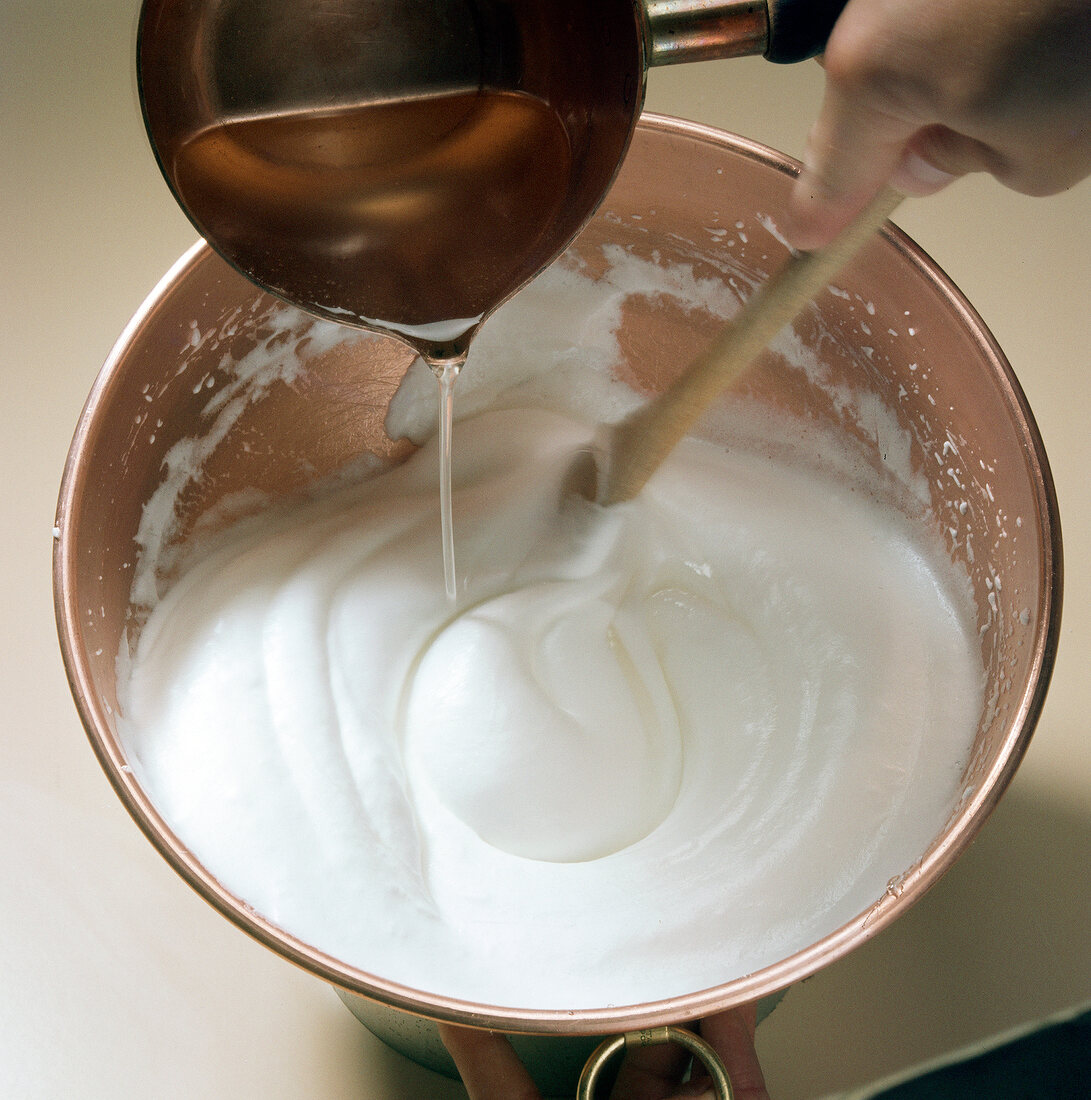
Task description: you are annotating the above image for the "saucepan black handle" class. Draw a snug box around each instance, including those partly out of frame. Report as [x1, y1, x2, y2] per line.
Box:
[766, 0, 849, 63]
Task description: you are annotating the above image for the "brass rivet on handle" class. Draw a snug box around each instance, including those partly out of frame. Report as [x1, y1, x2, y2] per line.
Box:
[576, 1025, 733, 1098]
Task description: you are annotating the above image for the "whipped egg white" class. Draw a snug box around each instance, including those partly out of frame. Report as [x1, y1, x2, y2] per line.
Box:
[117, 250, 983, 1009]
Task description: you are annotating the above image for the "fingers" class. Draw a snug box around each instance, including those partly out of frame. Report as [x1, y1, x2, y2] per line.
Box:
[784, 76, 922, 251]
[782, 0, 970, 251]
[782, 0, 1091, 250]
[784, 102, 965, 252]
[693, 1007, 770, 1100]
[438, 1023, 541, 1100]
[607, 1035, 691, 1100]
[607, 1007, 769, 1100]
[440, 1010, 770, 1100]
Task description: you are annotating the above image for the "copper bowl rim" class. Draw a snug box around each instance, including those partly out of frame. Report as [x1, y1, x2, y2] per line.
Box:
[53, 113, 1062, 1034]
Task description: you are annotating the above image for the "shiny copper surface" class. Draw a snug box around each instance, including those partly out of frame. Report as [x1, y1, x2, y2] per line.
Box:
[55, 117, 1061, 1037]
[644, 0, 768, 65]
[137, 0, 646, 362]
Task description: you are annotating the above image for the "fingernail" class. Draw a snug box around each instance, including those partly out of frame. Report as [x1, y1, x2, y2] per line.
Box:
[896, 151, 959, 195]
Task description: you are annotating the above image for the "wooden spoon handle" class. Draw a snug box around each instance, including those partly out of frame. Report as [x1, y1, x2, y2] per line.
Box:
[600, 187, 904, 505]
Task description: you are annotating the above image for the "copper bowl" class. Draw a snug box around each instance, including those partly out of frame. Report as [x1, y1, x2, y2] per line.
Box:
[54, 116, 1060, 1086]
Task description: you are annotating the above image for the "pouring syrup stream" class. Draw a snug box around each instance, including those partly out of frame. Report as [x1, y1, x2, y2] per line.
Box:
[432, 358, 462, 600]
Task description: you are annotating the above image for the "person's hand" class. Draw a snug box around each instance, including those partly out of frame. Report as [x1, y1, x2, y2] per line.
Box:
[784, 0, 1091, 250]
[438, 1003, 771, 1099]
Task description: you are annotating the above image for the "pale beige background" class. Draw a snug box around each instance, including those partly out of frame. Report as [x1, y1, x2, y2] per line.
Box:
[3, 3, 1088, 1097]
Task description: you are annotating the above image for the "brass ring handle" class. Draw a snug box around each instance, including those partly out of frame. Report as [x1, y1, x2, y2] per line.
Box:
[576, 1025, 733, 1099]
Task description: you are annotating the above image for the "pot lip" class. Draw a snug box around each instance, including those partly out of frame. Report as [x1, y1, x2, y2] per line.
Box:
[53, 112, 1062, 1035]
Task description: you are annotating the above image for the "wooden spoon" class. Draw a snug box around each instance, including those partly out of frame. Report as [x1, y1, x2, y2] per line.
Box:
[590, 187, 903, 505]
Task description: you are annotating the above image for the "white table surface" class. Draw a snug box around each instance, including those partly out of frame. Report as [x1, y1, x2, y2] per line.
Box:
[3, 3, 1089, 1097]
